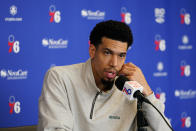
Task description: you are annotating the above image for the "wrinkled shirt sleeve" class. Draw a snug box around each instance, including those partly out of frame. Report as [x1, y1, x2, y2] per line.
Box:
[142, 93, 172, 131]
[37, 68, 73, 131]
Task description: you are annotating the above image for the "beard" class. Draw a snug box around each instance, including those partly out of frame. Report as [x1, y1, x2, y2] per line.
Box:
[101, 78, 115, 91]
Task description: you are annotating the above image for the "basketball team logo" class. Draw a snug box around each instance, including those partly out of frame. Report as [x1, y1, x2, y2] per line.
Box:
[181, 112, 191, 128]
[180, 8, 191, 25]
[49, 5, 61, 23]
[8, 35, 20, 54]
[180, 61, 191, 77]
[9, 96, 21, 114]
[121, 7, 131, 24]
[155, 88, 166, 103]
[50, 64, 56, 68]
[154, 34, 166, 52]
[154, 8, 165, 24]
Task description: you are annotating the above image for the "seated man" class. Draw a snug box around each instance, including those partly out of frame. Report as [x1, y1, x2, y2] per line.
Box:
[38, 20, 171, 131]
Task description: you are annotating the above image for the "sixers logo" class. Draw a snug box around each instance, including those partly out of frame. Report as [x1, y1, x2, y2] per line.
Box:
[121, 7, 131, 24]
[8, 35, 20, 53]
[180, 61, 191, 77]
[49, 5, 61, 23]
[180, 8, 191, 25]
[181, 112, 191, 128]
[9, 96, 21, 114]
[154, 35, 166, 52]
[155, 88, 166, 103]
[123, 88, 132, 95]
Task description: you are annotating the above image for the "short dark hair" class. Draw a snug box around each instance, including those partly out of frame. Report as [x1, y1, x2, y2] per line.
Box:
[89, 20, 133, 48]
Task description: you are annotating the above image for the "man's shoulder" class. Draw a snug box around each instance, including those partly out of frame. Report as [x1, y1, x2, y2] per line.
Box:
[54, 62, 85, 70]
[47, 61, 86, 77]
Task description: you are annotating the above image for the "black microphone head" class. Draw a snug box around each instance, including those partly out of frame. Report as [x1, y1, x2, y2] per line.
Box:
[115, 75, 129, 91]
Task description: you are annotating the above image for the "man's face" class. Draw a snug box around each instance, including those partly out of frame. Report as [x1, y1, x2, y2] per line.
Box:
[90, 37, 128, 87]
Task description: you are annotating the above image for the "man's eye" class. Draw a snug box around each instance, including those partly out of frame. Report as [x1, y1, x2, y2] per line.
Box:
[104, 51, 111, 55]
[119, 54, 126, 58]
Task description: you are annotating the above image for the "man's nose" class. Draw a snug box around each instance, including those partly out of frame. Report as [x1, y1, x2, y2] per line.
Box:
[110, 55, 118, 67]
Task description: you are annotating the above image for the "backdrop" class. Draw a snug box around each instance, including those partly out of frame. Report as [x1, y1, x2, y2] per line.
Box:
[0, 0, 195, 130]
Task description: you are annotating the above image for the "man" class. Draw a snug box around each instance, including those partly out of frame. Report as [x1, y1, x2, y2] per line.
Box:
[38, 20, 171, 131]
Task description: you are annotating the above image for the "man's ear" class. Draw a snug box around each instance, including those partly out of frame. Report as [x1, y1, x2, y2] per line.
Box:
[89, 44, 96, 59]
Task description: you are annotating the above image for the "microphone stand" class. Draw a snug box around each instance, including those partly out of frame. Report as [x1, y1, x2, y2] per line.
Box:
[137, 96, 148, 131]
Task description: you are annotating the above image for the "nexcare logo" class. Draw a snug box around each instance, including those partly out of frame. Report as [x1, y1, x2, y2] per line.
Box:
[42, 38, 68, 49]
[5, 5, 23, 22]
[175, 90, 196, 99]
[121, 7, 131, 24]
[0, 69, 28, 80]
[81, 9, 105, 20]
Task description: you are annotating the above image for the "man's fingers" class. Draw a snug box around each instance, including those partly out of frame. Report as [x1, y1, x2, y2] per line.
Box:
[118, 68, 134, 76]
[124, 66, 136, 72]
[125, 62, 137, 68]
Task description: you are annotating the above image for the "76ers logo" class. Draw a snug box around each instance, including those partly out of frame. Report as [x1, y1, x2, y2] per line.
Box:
[121, 7, 131, 24]
[9, 96, 21, 114]
[180, 8, 191, 25]
[155, 88, 166, 103]
[8, 35, 20, 53]
[180, 61, 191, 77]
[49, 5, 61, 23]
[181, 112, 191, 128]
[154, 35, 166, 51]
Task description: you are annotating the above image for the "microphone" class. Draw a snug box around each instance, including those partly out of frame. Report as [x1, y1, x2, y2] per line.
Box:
[115, 75, 174, 131]
[115, 75, 150, 103]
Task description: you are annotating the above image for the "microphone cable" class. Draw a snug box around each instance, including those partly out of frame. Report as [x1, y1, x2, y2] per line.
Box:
[146, 99, 174, 131]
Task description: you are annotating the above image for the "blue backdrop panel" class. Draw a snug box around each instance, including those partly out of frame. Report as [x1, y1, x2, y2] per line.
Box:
[0, 0, 195, 130]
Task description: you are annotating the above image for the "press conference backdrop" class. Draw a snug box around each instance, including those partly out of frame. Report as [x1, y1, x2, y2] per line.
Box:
[0, 0, 195, 130]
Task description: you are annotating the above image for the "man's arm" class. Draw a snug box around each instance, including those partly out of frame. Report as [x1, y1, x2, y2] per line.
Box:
[118, 62, 172, 131]
[143, 93, 171, 131]
[37, 67, 73, 131]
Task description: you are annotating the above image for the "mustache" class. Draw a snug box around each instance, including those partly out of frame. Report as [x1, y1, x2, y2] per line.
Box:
[104, 68, 118, 73]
